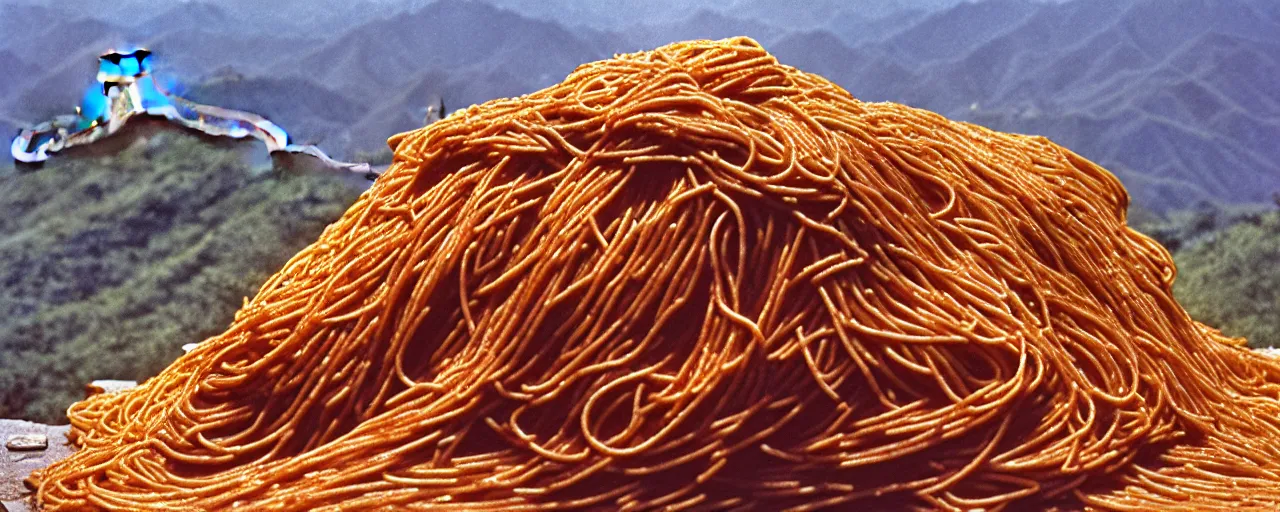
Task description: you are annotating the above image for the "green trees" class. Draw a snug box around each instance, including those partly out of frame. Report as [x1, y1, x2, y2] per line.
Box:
[0, 135, 362, 422]
[1129, 202, 1280, 348]
[1168, 211, 1280, 348]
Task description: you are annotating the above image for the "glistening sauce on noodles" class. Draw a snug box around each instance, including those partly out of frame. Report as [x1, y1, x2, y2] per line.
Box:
[32, 38, 1280, 511]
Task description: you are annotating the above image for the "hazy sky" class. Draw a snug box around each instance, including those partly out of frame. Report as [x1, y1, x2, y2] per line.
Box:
[0, 0, 1004, 31]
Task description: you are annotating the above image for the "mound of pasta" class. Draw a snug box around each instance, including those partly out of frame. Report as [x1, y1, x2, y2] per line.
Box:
[32, 38, 1280, 511]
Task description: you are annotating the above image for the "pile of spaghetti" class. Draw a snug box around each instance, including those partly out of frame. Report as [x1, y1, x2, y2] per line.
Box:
[32, 38, 1280, 511]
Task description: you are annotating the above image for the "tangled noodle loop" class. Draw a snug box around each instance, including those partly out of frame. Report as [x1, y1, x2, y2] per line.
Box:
[33, 38, 1280, 511]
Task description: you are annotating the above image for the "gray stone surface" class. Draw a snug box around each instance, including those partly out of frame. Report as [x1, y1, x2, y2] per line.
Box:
[2, 437, 44, 452]
[0, 420, 76, 511]
[84, 380, 137, 397]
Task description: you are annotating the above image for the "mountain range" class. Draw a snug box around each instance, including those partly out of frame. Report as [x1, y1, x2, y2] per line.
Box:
[1, 0, 1277, 212]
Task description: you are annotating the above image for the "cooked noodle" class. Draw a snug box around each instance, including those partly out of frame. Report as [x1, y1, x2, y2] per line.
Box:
[32, 37, 1280, 511]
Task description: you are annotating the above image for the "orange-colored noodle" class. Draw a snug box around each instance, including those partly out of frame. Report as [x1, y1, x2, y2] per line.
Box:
[30, 38, 1280, 511]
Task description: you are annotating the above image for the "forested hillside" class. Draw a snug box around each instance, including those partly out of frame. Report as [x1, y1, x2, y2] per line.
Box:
[0, 135, 362, 422]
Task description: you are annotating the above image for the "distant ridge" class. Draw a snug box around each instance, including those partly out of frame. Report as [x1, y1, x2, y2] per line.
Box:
[1, 0, 1276, 211]
[295, 0, 606, 103]
[824, 0, 1280, 211]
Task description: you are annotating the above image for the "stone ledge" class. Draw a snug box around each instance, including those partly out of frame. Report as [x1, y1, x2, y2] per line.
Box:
[0, 420, 74, 512]
[0, 380, 137, 511]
